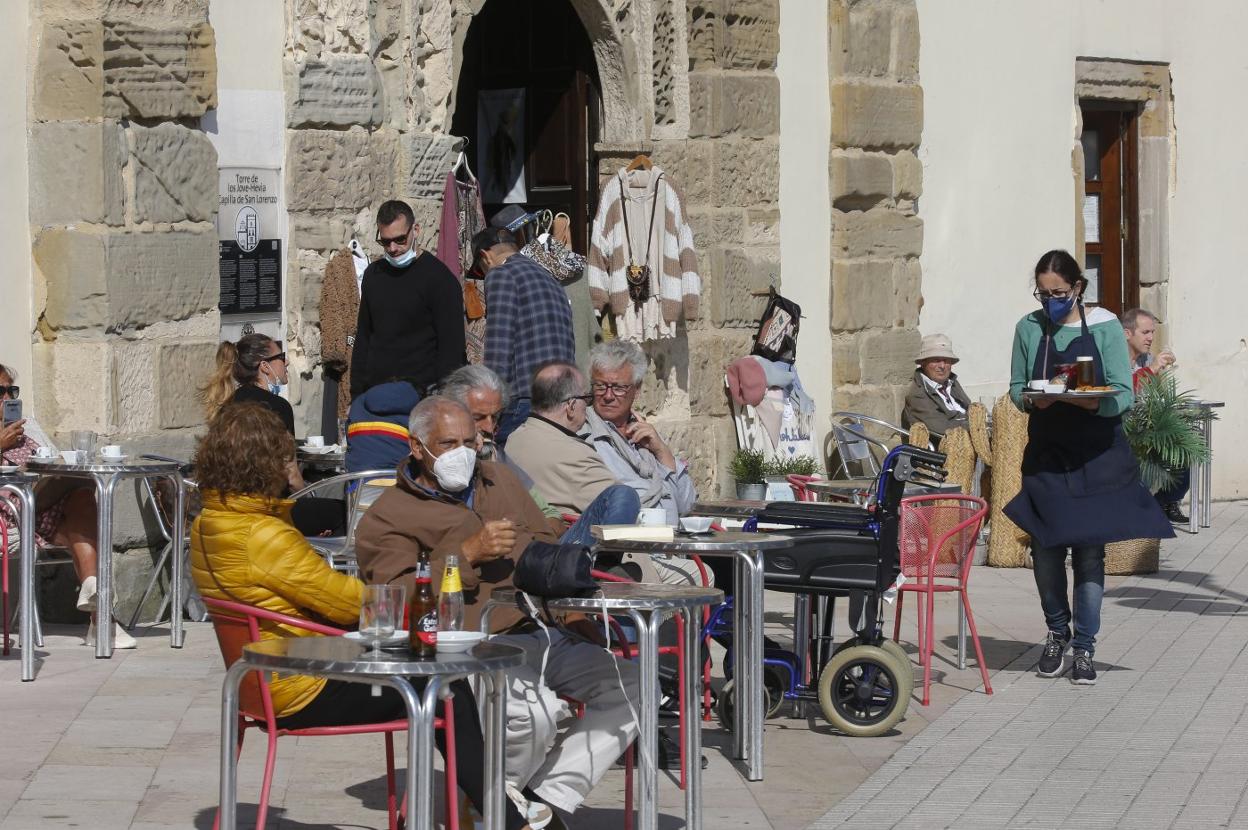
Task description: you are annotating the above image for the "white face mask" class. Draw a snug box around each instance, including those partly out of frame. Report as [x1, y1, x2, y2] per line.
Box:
[384, 247, 417, 268]
[431, 445, 477, 492]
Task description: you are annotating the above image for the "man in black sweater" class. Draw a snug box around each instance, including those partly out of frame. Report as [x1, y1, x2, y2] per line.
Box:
[350, 200, 466, 399]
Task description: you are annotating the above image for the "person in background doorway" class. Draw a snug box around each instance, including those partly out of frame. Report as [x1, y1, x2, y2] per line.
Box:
[902, 333, 972, 437]
[1006, 250, 1173, 687]
[473, 227, 575, 446]
[351, 200, 466, 399]
[1121, 308, 1190, 524]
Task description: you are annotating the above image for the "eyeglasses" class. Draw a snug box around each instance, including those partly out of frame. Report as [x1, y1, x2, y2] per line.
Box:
[0, 385, 18, 399]
[376, 227, 413, 247]
[263, 351, 286, 364]
[564, 394, 594, 405]
[591, 381, 634, 396]
[1033, 288, 1077, 302]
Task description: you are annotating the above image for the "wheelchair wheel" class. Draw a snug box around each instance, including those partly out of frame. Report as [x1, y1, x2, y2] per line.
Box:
[834, 637, 913, 695]
[716, 669, 786, 731]
[817, 645, 908, 737]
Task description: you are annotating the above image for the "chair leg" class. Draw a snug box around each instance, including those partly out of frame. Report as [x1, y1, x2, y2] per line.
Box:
[892, 590, 904, 642]
[255, 732, 279, 830]
[443, 700, 459, 830]
[961, 589, 993, 695]
[384, 732, 398, 830]
[675, 614, 687, 792]
[922, 589, 936, 707]
[2, 546, 9, 657]
[623, 742, 635, 830]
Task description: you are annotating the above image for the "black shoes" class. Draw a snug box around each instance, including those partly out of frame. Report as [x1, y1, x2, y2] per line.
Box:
[1163, 502, 1190, 524]
[658, 730, 708, 770]
[1071, 650, 1097, 685]
[1036, 631, 1069, 677]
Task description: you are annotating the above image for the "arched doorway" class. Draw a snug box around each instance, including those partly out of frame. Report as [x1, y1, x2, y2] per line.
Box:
[451, 0, 601, 252]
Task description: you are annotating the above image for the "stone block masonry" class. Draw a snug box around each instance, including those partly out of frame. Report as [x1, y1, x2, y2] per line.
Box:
[827, 0, 924, 428]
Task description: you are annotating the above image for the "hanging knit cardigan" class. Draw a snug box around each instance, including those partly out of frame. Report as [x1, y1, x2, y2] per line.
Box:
[586, 165, 701, 322]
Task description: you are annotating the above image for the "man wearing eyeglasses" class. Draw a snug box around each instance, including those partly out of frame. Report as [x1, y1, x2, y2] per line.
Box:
[504, 361, 641, 547]
[350, 200, 466, 399]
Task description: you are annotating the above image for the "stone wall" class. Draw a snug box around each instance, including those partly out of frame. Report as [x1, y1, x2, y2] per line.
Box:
[826, 0, 923, 422]
[26, 0, 221, 618]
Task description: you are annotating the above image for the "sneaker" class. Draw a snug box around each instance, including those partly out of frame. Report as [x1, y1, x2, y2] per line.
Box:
[76, 576, 98, 612]
[1163, 502, 1190, 524]
[1071, 650, 1097, 685]
[505, 782, 553, 829]
[84, 619, 138, 650]
[1036, 631, 1069, 677]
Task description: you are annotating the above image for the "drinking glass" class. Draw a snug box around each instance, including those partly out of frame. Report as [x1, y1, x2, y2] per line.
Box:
[71, 430, 97, 463]
[359, 584, 404, 643]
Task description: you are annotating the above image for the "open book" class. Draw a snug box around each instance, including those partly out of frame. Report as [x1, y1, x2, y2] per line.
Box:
[591, 524, 675, 543]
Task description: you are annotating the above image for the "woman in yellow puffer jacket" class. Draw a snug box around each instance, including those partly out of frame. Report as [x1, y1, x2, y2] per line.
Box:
[191, 402, 532, 830]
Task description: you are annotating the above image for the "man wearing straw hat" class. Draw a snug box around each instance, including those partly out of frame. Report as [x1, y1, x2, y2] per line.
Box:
[902, 333, 972, 437]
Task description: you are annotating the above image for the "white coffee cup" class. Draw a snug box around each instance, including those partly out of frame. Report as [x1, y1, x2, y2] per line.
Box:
[34, 446, 55, 459]
[638, 507, 668, 526]
[1027, 380, 1046, 391]
[101, 444, 122, 459]
[60, 450, 80, 464]
[306, 435, 325, 448]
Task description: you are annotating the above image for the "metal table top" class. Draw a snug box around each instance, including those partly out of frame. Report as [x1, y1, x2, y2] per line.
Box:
[241, 637, 525, 676]
[25, 458, 181, 475]
[0, 469, 39, 482]
[595, 529, 792, 554]
[491, 582, 723, 612]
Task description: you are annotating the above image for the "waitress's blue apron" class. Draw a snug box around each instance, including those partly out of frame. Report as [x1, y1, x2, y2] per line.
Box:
[1004, 308, 1174, 550]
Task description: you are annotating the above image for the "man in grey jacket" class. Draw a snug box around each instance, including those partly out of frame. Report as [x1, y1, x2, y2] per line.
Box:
[901, 333, 972, 437]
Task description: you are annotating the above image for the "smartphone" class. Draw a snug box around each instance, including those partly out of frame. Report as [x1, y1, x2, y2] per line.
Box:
[2, 398, 21, 425]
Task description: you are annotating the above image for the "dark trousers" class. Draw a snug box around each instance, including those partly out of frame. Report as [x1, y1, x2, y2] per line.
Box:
[1155, 467, 1191, 507]
[276, 677, 526, 830]
[290, 496, 347, 537]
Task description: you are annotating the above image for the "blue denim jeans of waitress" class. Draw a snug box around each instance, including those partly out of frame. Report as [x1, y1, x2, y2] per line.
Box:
[1032, 545, 1105, 654]
[559, 485, 641, 547]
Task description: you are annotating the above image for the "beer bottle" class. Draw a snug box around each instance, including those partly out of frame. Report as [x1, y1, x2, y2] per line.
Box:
[409, 549, 438, 658]
[438, 554, 465, 632]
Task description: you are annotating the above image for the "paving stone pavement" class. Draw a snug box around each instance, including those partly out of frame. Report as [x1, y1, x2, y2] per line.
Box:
[0, 504, 1240, 829]
[813, 500, 1248, 830]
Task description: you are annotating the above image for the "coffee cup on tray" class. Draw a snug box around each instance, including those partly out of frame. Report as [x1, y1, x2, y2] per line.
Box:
[306, 435, 325, 448]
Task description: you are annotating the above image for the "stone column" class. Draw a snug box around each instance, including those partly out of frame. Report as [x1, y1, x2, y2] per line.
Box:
[827, 0, 923, 421]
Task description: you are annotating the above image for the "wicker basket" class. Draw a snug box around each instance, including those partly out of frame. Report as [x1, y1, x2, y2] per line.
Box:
[1104, 538, 1160, 575]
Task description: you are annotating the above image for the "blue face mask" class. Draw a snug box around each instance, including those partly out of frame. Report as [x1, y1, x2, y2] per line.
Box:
[384, 247, 417, 268]
[268, 383, 284, 396]
[1044, 295, 1076, 324]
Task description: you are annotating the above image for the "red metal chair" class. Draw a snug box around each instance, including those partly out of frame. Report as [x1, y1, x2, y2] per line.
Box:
[785, 474, 823, 502]
[892, 494, 993, 706]
[202, 597, 459, 830]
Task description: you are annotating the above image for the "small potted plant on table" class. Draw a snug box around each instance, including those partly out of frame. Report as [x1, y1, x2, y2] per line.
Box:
[730, 448, 768, 501]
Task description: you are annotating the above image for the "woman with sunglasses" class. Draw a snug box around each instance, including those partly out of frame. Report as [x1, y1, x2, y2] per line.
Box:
[200, 335, 345, 537]
[0, 363, 136, 648]
[1005, 250, 1172, 686]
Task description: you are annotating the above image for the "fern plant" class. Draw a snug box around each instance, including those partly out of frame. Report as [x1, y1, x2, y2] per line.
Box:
[1123, 370, 1213, 492]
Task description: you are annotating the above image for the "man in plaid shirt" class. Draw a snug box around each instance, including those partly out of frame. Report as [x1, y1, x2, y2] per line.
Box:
[473, 227, 576, 445]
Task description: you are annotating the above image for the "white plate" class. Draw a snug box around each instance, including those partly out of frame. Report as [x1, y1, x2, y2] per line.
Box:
[344, 629, 409, 648]
[0, 465, 20, 474]
[301, 445, 340, 455]
[98, 455, 129, 463]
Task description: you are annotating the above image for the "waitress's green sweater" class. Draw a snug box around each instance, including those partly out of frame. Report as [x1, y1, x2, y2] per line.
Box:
[1009, 306, 1134, 417]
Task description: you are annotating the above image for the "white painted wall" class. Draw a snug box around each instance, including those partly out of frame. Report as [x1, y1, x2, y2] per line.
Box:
[778, 0, 832, 463]
[917, 0, 1248, 497]
[0, 4, 31, 386]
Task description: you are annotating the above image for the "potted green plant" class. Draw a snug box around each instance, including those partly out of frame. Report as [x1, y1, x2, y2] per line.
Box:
[763, 455, 822, 500]
[1110, 370, 1213, 574]
[730, 448, 768, 500]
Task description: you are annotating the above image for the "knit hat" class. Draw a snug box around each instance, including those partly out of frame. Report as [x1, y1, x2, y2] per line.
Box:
[916, 333, 959, 363]
[726, 356, 767, 407]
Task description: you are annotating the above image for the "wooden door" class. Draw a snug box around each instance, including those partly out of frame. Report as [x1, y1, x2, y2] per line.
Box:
[1080, 106, 1139, 314]
[453, 0, 600, 253]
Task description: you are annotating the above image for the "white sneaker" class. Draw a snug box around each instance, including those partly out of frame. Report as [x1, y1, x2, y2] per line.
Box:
[76, 576, 98, 612]
[84, 619, 138, 649]
[505, 783, 553, 829]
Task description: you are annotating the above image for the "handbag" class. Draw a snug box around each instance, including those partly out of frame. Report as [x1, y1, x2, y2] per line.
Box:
[513, 540, 597, 598]
[751, 288, 801, 363]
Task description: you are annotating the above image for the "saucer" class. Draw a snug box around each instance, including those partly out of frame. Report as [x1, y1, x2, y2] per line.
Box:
[344, 630, 409, 648]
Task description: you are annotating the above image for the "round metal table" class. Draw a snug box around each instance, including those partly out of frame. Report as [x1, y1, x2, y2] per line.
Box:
[0, 470, 40, 680]
[594, 532, 791, 784]
[484, 582, 722, 830]
[24, 457, 186, 658]
[219, 637, 525, 830]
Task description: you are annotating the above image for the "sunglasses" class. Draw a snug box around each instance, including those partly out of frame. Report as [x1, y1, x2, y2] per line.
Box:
[0, 385, 18, 398]
[376, 227, 413, 247]
[263, 351, 286, 364]
[564, 394, 594, 405]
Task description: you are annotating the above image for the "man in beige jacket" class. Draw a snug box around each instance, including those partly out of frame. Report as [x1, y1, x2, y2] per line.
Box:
[504, 361, 641, 546]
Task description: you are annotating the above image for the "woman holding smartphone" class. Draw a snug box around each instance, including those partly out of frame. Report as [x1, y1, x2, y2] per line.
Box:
[1005, 251, 1172, 686]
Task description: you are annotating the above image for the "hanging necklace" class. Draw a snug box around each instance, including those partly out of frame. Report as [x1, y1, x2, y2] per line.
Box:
[619, 171, 663, 307]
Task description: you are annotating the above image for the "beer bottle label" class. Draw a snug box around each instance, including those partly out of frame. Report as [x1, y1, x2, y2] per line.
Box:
[417, 611, 438, 646]
[440, 566, 462, 594]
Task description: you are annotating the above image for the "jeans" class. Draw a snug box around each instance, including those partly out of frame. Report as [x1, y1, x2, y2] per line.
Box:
[1032, 545, 1105, 655]
[496, 397, 531, 448]
[559, 484, 641, 547]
